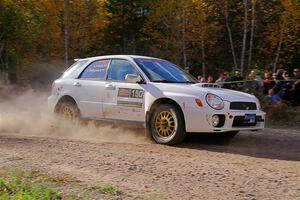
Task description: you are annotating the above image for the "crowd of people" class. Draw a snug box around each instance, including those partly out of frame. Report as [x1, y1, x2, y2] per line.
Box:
[197, 68, 300, 106]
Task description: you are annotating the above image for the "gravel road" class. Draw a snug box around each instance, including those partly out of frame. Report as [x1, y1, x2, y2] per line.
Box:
[0, 128, 299, 200]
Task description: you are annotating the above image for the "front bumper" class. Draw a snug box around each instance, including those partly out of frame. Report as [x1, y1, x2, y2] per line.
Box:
[184, 108, 265, 133]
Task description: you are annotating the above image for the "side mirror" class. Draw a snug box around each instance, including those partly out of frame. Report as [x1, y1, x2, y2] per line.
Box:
[125, 74, 143, 83]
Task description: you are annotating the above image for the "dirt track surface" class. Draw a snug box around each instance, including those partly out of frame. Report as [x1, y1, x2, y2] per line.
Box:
[0, 128, 300, 200]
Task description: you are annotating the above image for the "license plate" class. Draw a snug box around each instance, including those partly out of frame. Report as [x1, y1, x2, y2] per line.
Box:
[245, 114, 256, 123]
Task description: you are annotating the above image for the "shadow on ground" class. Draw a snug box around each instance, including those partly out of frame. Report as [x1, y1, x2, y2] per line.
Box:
[177, 129, 300, 161]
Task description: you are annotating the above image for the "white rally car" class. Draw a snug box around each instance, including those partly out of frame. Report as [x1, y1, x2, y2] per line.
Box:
[48, 55, 265, 145]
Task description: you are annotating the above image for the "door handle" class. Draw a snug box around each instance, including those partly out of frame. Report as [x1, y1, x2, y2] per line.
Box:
[105, 83, 116, 90]
[73, 82, 81, 87]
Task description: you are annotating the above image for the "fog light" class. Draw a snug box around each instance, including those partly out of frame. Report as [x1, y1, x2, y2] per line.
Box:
[212, 115, 220, 127]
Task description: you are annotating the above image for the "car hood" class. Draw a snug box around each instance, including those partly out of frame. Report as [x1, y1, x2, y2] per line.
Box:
[149, 83, 256, 102]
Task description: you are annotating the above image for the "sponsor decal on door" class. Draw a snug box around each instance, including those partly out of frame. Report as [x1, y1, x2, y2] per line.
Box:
[117, 88, 144, 99]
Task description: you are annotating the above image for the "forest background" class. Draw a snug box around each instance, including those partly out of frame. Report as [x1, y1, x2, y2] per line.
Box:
[0, 0, 299, 86]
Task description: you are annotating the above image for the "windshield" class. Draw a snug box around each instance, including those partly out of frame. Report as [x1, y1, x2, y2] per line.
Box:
[134, 58, 197, 83]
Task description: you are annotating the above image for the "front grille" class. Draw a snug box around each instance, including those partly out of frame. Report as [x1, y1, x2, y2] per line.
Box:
[230, 102, 257, 110]
[232, 115, 263, 127]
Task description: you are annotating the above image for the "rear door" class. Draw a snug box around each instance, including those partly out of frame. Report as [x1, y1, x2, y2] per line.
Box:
[102, 59, 145, 122]
[72, 59, 110, 118]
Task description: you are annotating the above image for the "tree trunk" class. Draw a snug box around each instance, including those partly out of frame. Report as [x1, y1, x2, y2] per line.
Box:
[200, 17, 206, 77]
[64, 0, 69, 68]
[224, 1, 238, 70]
[273, 29, 283, 73]
[247, 0, 256, 70]
[0, 42, 4, 71]
[0, 33, 5, 82]
[201, 36, 206, 78]
[182, 6, 188, 72]
[240, 0, 248, 73]
[5, 47, 9, 83]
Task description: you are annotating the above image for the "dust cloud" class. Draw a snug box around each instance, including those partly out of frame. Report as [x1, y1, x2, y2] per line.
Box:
[0, 87, 150, 144]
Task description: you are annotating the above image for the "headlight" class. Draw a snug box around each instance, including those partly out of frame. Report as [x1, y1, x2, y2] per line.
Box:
[206, 93, 224, 110]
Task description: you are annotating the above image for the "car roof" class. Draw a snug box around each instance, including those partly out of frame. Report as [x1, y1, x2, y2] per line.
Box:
[74, 55, 162, 62]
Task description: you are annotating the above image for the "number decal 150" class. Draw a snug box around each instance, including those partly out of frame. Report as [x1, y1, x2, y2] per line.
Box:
[118, 88, 144, 99]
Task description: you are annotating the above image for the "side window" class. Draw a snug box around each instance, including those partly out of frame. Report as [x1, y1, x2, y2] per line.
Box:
[107, 59, 139, 81]
[62, 60, 88, 79]
[80, 59, 109, 79]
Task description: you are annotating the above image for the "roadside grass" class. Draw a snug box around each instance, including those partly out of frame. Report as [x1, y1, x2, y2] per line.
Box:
[0, 168, 124, 199]
[86, 184, 122, 196]
[0, 168, 61, 199]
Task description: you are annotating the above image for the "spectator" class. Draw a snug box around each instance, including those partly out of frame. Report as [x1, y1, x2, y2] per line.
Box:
[266, 88, 282, 104]
[222, 71, 231, 89]
[230, 69, 244, 90]
[263, 72, 275, 95]
[283, 80, 300, 106]
[293, 68, 300, 79]
[283, 71, 289, 81]
[276, 68, 285, 80]
[207, 68, 298, 106]
[282, 71, 293, 90]
[281, 72, 294, 102]
[231, 69, 243, 82]
[245, 70, 263, 94]
[272, 73, 284, 94]
[215, 72, 228, 87]
[207, 75, 214, 83]
[200, 77, 207, 83]
[250, 69, 264, 88]
[197, 75, 202, 82]
[293, 81, 300, 106]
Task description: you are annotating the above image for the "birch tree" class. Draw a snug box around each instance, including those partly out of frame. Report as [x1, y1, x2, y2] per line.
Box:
[240, 0, 248, 73]
[247, 0, 257, 70]
[224, 1, 238, 70]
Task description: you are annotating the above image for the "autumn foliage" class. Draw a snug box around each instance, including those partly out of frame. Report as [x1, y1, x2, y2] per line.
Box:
[0, 0, 299, 85]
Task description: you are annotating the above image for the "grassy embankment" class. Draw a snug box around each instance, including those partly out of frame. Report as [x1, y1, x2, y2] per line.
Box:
[0, 168, 162, 200]
[0, 168, 122, 200]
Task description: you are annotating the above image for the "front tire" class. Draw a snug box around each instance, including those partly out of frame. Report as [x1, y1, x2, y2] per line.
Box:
[150, 104, 185, 145]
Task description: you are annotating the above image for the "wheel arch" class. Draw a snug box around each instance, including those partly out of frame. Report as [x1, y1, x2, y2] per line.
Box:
[54, 95, 79, 114]
[146, 97, 186, 131]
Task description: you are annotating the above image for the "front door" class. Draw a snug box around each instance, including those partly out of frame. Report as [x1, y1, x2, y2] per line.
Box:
[102, 59, 145, 122]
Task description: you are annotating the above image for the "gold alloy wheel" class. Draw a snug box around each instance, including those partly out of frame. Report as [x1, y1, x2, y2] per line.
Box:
[155, 111, 176, 137]
[62, 105, 76, 120]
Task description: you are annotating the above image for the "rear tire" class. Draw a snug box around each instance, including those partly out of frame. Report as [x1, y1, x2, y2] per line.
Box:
[150, 104, 185, 145]
[58, 101, 79, 122]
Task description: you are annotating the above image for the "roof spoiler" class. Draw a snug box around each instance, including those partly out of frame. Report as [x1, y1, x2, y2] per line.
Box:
[74, 58, 81, 61]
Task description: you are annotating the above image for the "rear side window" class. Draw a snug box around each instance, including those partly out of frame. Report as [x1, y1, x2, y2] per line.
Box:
[62, 60, 88, 78]
[80, 60, 109, 79]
